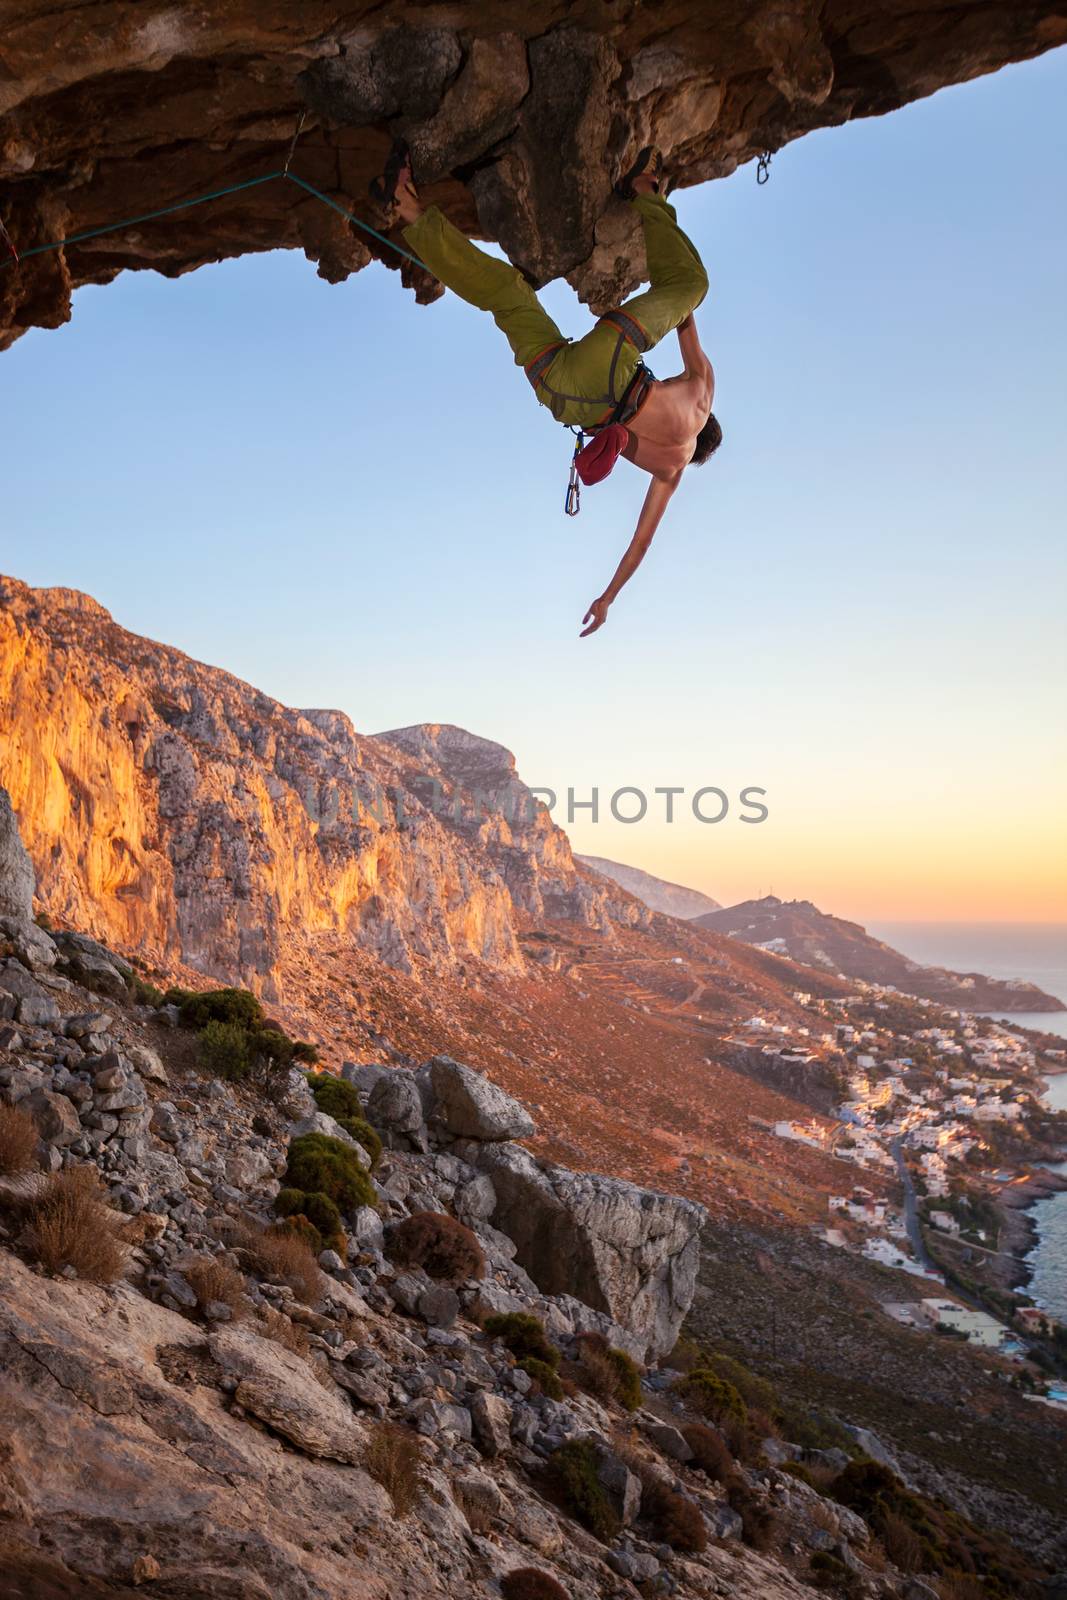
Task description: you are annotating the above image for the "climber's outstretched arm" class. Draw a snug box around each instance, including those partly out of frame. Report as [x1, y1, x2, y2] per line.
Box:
[580, 473, 681, 637]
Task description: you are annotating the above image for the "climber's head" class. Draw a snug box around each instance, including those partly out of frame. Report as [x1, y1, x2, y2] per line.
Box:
[691, 411, 723, 466]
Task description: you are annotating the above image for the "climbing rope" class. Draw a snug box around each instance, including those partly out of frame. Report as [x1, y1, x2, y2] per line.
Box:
[0, 151, 428, 274]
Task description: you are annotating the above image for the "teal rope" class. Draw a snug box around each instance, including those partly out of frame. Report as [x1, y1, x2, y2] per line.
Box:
[0, 165, 427, 273]
[284, 172, 425, 271]
[3, 171, 283, 265]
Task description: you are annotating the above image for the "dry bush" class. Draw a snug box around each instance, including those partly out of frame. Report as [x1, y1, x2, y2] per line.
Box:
[881, 1510, 924, 1574]
[183, 1255, 249, 1319]
[639, 1475, 708, 1554]
[857, 1539, 888, 1574]
[453, 1479, 495, 1534]
[0, 1102, 39, 1176]
[386, 1210, 485, 1282]
[578, 1342, 621, 1404]
[501, 1569, 570, 1600]
[727, 1483, 779, 1553]
[808, 1498, 840, 1535]
[747, 1405, 778, 1439]
[237, 1222, 322, 1304]
[31, 1166, 128, 1283]
[363, 1421, 424, 1516]
[256, 1307, 311, 1357]
[682, 1422, 735, 1484]
[936, 1577, 989, 1600]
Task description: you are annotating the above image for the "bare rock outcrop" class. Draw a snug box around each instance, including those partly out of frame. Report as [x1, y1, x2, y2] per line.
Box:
[0, 787, 34, 920]
[0, 578, 645, 996]
[2, 4, 1064, 349]
[352, 1052, 705, 1360]
[466, 1137, 706, 1361]
[0, 783, 56, 972]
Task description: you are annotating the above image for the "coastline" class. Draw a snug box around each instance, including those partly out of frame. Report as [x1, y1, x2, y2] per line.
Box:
[997, 1168, 1067, 1283]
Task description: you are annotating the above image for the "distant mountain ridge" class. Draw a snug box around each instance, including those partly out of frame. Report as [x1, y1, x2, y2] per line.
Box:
[697, 896, 1065, 1013]
[578, 854, 721, 920]
[0, 579, 649, 997]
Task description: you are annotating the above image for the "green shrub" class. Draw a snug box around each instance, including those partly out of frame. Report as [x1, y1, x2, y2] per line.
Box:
[275, 1213, 324, 1253]
[548, 1439, 619, 1542]
[198, 1019, 251, 1080]
[283, 1132, 376, 1212]
[483, 1312, 559, 1368]
[674, 1368, 748, 1426]
[292, 1040, 320, 1066]
[695, 1351, 777, 1414]
[607, 1346, 642, 1410]
[130, 975, 165, 1007]
[178, 986, 265, 1031]
[519, 1356, 564, 1399]
[386, 1210, 485, 1282]
[307, 1073, 382, 1167]
[307, 1072, 362, 1120]
[274, 1187, 346, 1253]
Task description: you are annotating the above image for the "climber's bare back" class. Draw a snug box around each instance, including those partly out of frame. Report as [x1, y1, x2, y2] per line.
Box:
[624, 363, 715, 482]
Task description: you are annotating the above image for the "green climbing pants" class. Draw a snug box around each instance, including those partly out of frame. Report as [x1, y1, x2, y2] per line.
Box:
[402, 193, 709, 429]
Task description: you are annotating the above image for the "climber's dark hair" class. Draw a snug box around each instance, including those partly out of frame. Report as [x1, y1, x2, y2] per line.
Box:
[691, 412, 723, 466]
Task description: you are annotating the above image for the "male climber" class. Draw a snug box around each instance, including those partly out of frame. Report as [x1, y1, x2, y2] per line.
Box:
[372, 145, 720, 637]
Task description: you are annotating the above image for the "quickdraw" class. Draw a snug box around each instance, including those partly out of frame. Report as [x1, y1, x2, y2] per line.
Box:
[0, 215, 19, 264]
[565, 428, 586, 517]
[756, 150, 773, 186]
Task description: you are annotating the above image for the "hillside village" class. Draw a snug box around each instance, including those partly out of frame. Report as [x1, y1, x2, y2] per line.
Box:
[727, 985, 1067, 1366]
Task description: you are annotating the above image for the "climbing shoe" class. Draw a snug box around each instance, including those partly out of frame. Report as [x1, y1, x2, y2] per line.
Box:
[369, 138, 414, 212]
[615, 146, 665, 200]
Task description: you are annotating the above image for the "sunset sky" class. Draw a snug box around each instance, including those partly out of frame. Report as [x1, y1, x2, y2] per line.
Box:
[2, 51, 1064, 923]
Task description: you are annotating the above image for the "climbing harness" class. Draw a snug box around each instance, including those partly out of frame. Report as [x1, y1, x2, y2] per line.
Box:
[756, 150, 773, 185]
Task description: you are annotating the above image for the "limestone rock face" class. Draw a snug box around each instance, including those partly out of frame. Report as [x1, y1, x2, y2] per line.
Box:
[0, 787, 35, 919]
[0, 579, 643, 995]
[469, 1139, 707, 1361]
[1, 4, 1063, 348]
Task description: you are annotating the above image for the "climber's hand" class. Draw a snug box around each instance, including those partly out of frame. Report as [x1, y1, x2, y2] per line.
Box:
[580, 596, 610, 637]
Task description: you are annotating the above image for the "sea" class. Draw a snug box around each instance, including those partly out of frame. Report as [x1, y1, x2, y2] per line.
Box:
[870, 922, 1067, 1321]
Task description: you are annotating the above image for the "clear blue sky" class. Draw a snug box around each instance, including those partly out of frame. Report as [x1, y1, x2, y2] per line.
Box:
[3, 51, 1065, 920]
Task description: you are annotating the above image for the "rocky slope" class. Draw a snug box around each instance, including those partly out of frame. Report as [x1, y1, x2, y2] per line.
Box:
[0, 577, 644, 999]
[2, 3, 1065, 349]
[698, 896, 1065, 1013]
[0, 790, 914, 1600]
[578, 856, 720, 921]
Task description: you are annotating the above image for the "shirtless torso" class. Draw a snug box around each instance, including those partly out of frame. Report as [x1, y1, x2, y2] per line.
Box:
[580, 317, 715, 637]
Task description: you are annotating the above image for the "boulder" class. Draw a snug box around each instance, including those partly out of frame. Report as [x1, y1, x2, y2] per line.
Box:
[366, 1069, 428, 1151]
[639, 1416, 693, 1463]
[25, 1088, 81, 1147]
[471, 1141, 706, 1360]
[417, 1056, 535, 1142]
[0, 963, 60, 1025]
[51, 931, 131, 997]
[211, 1324, 366, 1464]
[341, 1062, 392, 1098]
[409, 1398, 473, 1441]
[470, 1390, 512, 1457]
[0, 787, 35, 919]
[0, 915, 56, 971]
